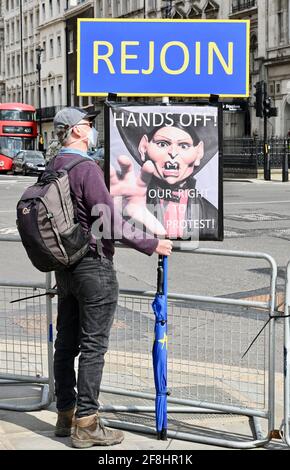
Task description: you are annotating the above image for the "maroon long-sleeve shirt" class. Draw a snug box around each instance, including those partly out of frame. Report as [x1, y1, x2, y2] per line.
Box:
[52, 153, 158, 260]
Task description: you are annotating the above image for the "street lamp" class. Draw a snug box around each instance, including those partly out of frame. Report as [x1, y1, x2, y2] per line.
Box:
[36, 46, 44, 151]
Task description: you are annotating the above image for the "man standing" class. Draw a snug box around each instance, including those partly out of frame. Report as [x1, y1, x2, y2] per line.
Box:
[51, 107, 172, 448]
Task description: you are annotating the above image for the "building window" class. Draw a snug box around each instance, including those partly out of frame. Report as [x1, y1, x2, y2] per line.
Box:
[49, 0, 53, 16]
[68, 30, 74, 53]
[42, 3, 45, 21]
[17, 54, 20, 75]
[43, 87, 47, 107]
[57, 0, 61, 13]
[57, 35, 61, 56]
[30, 50, 34, 72]
[24, 16, 27, 38]
[204, 0, 219, 19]
[42, 41, 46, 62]
[125, 0, 130, 12]
[276, 82, 281, 94]
[36, 9, 39, 27]
[172, 8, 183, 19]
[148, 0, 155, 10]
[25, 89, 29, 104]
[277, 0, 288, 44]
[6, 0, 9, 11]
[70, 80, 74, 106]
[17, 91, 21, 102]
[50, 86, 54, 106]
[30, 13, 33, 34]
[250, 34, 258, 73]
[31, 88, 35, 106]
[232, 0, 256, 13]
[49, 38, 54, 59]
[11, 21, 14, 44]
[12, 55, 15, 76]
[58, 83, 62, 105]
[24, 51, 28, 73]
[187, 6, 202, 18]
[6, 24, 10, 44]
[116, 0, 121, 16]
[7, 57, 10, 77]
[16, 19, 19, 40]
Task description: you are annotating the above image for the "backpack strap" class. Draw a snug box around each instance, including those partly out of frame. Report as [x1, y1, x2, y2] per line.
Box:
[58, 157, 90, 224]
[63, 156, 92, 172]
[47, 153, 92, 172]
[51, 154, 105, 259]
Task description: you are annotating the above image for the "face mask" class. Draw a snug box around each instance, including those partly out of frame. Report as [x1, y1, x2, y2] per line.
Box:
[88, 127, 99, 149]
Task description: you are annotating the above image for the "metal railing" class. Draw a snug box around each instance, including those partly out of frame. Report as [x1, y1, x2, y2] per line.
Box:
[100, 247, 278, 448]
[0, 236, 280, 448]
[36, 106, 63, 121]
[224, 137, 290, 175]
[232, 0, 257, 13]
[281, 261, 290, 445]
[0, 236, 54, 411]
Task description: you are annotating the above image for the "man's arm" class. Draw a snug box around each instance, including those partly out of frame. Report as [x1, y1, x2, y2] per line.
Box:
[82, 162, 159, 255]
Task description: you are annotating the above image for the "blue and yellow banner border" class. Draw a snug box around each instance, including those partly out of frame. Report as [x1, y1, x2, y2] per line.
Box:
[77, 18, 250, 98]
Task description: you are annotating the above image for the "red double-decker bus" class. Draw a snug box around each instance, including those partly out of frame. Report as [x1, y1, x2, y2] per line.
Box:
[0, 103, 38, 172]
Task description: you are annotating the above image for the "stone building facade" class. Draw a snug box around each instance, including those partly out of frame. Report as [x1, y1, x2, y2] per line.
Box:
[1, 0, 290, 147]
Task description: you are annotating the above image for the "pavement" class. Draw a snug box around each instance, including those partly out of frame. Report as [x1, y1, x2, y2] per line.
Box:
[0, 383, 286, 451]
[1, 175, 290, 451]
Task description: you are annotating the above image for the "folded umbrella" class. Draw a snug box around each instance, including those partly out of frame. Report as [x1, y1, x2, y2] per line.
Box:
[152, 255, 168, 440]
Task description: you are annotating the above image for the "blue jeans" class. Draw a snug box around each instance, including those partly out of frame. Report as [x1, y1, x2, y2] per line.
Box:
[54, 255, 118, 417]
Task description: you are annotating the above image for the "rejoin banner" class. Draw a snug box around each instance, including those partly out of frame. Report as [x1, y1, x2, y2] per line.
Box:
[77, 19, 250, 98]
[106, 103, 223, 242]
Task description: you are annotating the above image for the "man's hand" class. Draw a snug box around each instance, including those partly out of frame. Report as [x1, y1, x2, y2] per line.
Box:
[110, 155, 166, 236]
[155, 239, 173, 256]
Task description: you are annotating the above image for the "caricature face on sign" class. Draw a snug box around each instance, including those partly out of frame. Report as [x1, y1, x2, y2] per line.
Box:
[138, 127, 204, 185]
[107, 104, 223, 242]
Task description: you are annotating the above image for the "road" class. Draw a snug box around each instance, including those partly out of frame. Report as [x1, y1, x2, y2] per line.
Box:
[0, 174, 290, 297]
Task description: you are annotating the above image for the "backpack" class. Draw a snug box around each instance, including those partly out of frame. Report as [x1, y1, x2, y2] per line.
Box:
[16, 157, 91, 272]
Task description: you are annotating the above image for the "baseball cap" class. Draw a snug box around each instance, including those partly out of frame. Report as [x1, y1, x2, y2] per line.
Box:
[53, 107, 100, 129]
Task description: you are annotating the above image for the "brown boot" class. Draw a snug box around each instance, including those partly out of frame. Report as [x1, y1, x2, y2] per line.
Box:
[55, 408, 75, 437]
[71, 413, 124, 448]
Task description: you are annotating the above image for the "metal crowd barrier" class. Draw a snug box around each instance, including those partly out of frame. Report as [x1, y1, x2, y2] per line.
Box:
[101, 247, 278, 448]
[0, 236, 279, 448]
[0, 235, 54, 411]
[281, 261, 290, 445]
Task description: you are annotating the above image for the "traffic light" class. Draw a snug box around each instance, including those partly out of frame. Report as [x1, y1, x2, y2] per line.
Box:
[254, 81, 279, 119]
[263, 95, 278, 117]
[269, 106, 278, 117]
[264, 96, 272, 117]
[254, 81, 264, 117]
